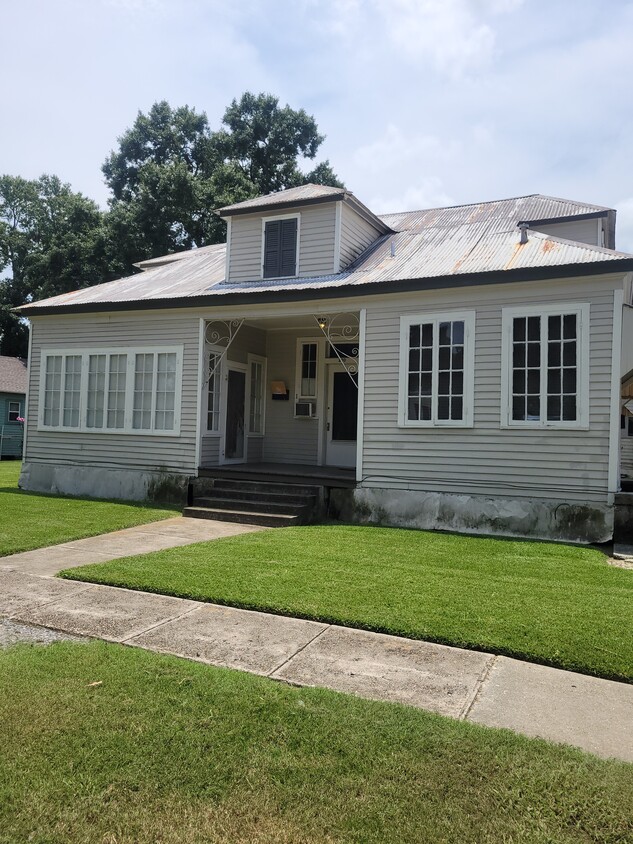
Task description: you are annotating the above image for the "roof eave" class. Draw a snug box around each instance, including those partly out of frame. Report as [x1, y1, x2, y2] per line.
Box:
[215, 191, 348, 218]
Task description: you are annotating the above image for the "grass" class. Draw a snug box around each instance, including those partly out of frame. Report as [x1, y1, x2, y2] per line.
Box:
[0, 461, 177, 556]
[62, 524, 633, 682]
[0, 641, 631, 844]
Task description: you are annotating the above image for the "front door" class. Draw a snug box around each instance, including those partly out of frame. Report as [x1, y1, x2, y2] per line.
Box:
[224, 367, 246, 462]
[325, 365, 357, 468]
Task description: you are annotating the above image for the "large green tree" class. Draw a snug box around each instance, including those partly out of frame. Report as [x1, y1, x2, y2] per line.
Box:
[0, 175, 112, 356]
[103, 93, 343, 271]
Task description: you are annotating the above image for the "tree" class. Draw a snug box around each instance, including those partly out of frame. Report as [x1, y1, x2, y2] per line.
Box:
[0, 175, 112, 356]
[103, 94, 343, 272]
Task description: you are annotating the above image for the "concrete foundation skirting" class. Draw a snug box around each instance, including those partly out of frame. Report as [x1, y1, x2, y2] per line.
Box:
[19, 461, 190, 504]
[330, 487, 614, 544]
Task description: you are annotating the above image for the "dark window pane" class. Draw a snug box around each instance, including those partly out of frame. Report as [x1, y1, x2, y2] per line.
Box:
[451, 396, 463, 420]
[548, 343, 561, 367]
[528, 369, 540, 394]
[438, 371, 450, 394]
[421, 349, 433, 371]
[421, 323, 433, 347]
[513, 344, 525, 368]
[420, 397, 432, 420]
[408, 373, 419, 393]
[513, 370, 525, 394]
[527, 395, 540, 419]
[420, 373, 432, 395]
[547, 368, 561, 394]
[548, 315, 561, 341]
[408, 398, 420, 420]
[409, 349, 420, 371]
[527, 342, 540, 367]
[513, 318, 526, 342]
[562, 395, 576, 421]
[563, 341, 576, 366]
[439, 322, 451, 345]
[527, 316, 540, 341]
[563, 314, 577, 339]
[547, 395, 561, 421]
[452, 347, 464, 370]
[409, 324, 420, 347]
[438, 396, 450, 420]
[452, 321, 464, 345]
[512, 396, 525, 420]
[562, 368, 576, 393]
[438, 347, 450, 370]
[452, 371, 464, 395]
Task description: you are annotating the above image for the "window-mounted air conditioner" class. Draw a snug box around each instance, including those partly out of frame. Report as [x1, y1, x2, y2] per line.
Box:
[294, 401, 315, 418]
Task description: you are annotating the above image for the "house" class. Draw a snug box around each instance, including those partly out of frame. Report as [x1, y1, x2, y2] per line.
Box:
[0, 356, 27, 459]
[17, 183, 633, 543]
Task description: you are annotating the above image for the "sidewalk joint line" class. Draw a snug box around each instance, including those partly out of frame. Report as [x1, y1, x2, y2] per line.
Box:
[267, 623, 332, 678]
[6, 582, 98, 620]
[460, 654, 498, 721]
[119, 603, 204, 644]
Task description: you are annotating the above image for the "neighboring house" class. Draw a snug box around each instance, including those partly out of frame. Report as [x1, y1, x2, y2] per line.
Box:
[17, 184, 633, 542]
[0, 356, 27, 458]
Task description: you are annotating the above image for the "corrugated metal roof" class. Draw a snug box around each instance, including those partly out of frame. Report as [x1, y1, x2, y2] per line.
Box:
[0, 356, 28, 394]
[217, 183, 345, 214]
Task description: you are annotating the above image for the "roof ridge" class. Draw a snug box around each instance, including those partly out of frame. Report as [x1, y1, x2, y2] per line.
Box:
[378, 193, 611, 220]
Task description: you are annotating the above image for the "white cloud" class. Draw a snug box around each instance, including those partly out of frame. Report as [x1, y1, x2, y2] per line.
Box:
[614, 198, 633, 254]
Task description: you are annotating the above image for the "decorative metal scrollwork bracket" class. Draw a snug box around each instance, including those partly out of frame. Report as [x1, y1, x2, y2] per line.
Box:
[314, 312, 360, 386]
[204, 319, 244, 384]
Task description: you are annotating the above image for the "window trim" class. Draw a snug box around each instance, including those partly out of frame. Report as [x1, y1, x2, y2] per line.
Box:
[8, 400, 20, 422]
[246, 353, 267, 437]
[295, 337, 321, 403]
[500, 303, 590, 430]
[398, 311, 476, 428]
[260, 213, 300, 280]
[37, 346, 183, 436]
[205, 345, 223, 435]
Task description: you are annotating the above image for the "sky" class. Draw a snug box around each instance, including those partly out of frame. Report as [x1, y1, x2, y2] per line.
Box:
[3, 0, 633, 248]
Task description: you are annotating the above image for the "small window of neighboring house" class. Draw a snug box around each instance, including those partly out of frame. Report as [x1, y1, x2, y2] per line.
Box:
[501, 304, 589, 428]
[263, 217, 298, 279]
[399, 312, 475, 427]
[8, 401, 20, 422]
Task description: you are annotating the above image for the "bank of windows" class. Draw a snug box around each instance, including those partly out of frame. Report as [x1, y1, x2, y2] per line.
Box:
[503, 305, 588, 428]
[399, 313, 475, 427]
[40, 348, 181, 434]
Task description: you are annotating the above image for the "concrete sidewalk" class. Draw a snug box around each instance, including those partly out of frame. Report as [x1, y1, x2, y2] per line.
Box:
[1, 568, 631, 763]
[0, 517, 264, 577]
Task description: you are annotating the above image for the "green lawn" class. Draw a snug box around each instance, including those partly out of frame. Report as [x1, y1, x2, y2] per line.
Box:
[63, 524, 633, 682]
[0, 641, 631, 844]
[0, 461, 177, 556]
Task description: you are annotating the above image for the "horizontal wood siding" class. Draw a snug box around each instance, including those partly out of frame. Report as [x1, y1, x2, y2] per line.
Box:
[263, 330, 319, 464]
[339, 203, 382, 269]
[200, 436, 220, 466]
[225, 324, 266, 363]
[26, 312, 200, 475]
[228, 206, 337, 282]
[532, 218, 601, 246]
[361, 277, 621, 503]
[622, 438, 633, 477]
[0, 393, 25, 457]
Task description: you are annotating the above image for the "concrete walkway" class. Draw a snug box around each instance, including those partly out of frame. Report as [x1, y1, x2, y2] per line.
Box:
[1, 567, 631, 763]
[0, 517, 264, 577]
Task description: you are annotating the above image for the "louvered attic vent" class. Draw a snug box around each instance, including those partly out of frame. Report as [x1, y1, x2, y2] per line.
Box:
[263, 218, 298, 278]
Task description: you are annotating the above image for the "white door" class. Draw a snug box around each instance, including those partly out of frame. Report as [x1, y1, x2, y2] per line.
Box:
[325, 364, 357, 468]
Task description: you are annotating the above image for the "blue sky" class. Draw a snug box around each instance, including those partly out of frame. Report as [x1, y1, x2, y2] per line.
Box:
[3, 0, 633, 247]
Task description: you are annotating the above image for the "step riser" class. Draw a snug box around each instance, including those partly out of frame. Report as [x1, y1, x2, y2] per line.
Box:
[198, 489, 317, 506]
[193, 478, 323, 498]
[183, 507, 301, 528]
[193, 497, 310, 516]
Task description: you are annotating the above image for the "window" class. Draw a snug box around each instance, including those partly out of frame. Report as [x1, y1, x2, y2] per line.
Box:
[296, 341, 318, 399]
[399, 312, 475, 427]
[207, 351, 221, 432]
[502, 304, 589, 428]
[248, 354, 266, 435]
[262, 216, 299, 278]
[39, 347, 182, 435]
[8, 401, 20, 422]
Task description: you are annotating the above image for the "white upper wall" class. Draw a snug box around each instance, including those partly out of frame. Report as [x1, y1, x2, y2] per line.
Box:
[530, 217, 605, 247]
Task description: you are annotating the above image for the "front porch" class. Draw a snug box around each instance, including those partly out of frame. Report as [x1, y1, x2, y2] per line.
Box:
[198, 461, 357, 488]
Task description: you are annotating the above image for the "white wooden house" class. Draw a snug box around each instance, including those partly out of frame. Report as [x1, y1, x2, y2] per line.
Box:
[18, 184, 633, 542]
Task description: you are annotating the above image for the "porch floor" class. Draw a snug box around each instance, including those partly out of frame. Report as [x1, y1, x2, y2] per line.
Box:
[198, 462, 356, 488]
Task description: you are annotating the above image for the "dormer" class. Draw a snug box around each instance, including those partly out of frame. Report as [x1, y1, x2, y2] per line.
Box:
[217, 184, 392, 283]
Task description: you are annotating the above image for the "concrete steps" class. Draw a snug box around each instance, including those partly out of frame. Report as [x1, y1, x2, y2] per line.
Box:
[183, 477, 323, 527]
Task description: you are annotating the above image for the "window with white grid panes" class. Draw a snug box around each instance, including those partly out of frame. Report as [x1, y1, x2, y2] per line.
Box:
[154, 352, 176, 430]
[43, 355, 62, 427]
[505, 306, 587, 427]
[107, 354, 127, 429]
[400, 313, 474, 426]
[62, 355, 82, 428]
[133, 353, 154, 430]
[299, 342, 317, 398]
[207, 352, 221, 432]
[86, 355, 106, 428]
[248, 356, 265, 434]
